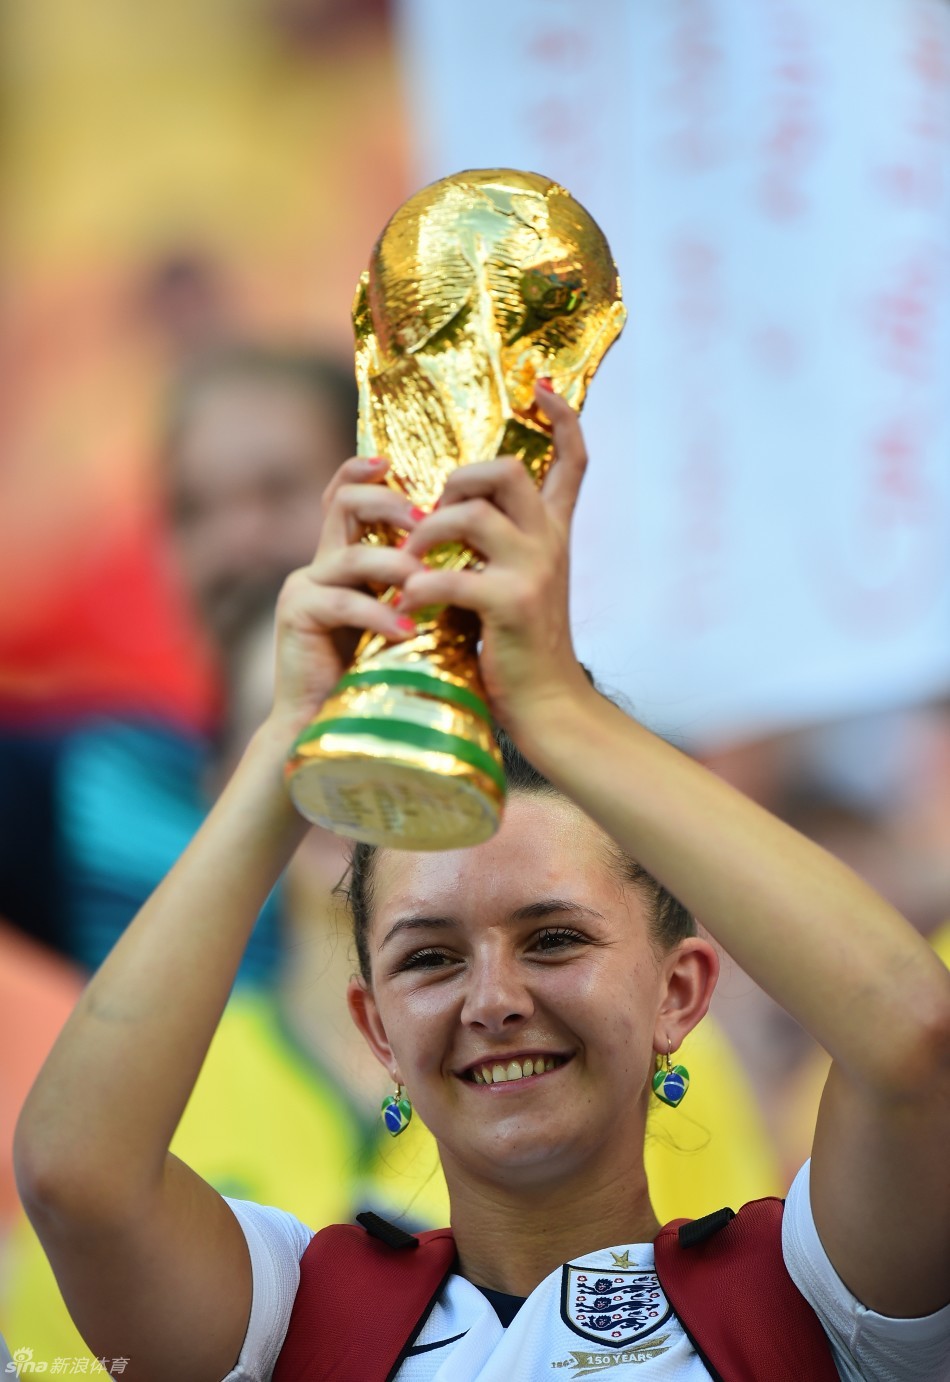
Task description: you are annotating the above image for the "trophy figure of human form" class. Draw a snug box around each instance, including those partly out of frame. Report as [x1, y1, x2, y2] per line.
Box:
[286, 168, 625, 849]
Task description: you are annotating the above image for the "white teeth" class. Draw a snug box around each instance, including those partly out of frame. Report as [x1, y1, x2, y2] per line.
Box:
[472, 1057, 561, 1084]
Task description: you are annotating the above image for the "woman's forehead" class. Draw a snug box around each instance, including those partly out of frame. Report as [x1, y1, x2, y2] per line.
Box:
[370, 793, 618, 918]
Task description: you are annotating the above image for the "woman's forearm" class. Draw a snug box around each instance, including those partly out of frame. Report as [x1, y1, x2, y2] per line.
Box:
[14, 718, 308, 1217]
[525, 688, 950, 1088]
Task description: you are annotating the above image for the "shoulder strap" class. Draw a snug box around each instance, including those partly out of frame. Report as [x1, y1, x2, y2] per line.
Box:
[654, 1198, 839, 1382]
[272, 1219, 457, 1382]
[275, 1200, 839, 1380]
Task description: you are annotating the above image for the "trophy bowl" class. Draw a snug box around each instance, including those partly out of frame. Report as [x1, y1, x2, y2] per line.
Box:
[285, 168, 625, 849]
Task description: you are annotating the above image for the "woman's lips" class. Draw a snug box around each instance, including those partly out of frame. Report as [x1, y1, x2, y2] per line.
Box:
[460, 1053, 572, 1087]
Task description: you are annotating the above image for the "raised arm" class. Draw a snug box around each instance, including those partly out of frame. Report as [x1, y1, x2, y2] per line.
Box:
[533, 689, 950, 1318]
[13, 458, 423, 1381]
[398, 385, 950, 1321]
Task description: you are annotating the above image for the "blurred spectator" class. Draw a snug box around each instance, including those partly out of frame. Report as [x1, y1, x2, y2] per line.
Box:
[162, 345, 355, 668]
[57, 343, 359, 979]
[0, 343, 359, 969]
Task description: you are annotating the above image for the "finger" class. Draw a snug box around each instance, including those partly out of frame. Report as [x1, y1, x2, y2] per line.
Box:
[398, 569, 489, 619]
[398, 565, 560, 646]
[320, 454, 390, 512]
[435, 456, 543, 532]
[278, 568, 417, 643]
[400, 496, 517, 564]
[320, 481, 419, 551]
[398, 563, 539, 619]
[312, 543, 423, 592]
[533, 384, 588, 524]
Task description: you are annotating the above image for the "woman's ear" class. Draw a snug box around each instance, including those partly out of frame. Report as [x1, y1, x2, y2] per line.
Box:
[653, 936, 719, 1054]
[347, 976, 397, 1076]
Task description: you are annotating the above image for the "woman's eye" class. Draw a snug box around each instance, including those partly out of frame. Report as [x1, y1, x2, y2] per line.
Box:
[535, 927, 586, 953]
[397, 947, 455, 972]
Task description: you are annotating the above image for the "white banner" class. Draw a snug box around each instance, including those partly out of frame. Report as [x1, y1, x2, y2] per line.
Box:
[396, 0, 950, 746]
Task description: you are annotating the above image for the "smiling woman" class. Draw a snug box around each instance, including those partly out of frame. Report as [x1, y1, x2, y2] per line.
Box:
[343, 739, 711, 1207]
[351, 790, 699, 1199]
[13, 386, 950, 1382]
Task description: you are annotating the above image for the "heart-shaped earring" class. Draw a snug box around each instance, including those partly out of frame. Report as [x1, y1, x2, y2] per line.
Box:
[652, 1041, 690, 1108]
[380, 1083, 412, 1136]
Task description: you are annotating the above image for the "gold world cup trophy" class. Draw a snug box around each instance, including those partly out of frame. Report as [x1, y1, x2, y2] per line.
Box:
[285, 168, 625, 849]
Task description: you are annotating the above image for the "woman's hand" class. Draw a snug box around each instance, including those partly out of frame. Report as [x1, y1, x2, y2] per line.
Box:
[398, 384, 594, 737]
[268, 455, 424, 737]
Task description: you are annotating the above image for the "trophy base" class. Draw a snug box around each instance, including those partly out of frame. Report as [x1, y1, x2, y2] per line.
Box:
[287, 743, 502, 850]
[285, 672, 505, 850]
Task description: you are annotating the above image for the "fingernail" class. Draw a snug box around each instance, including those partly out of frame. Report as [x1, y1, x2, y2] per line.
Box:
[536, 377, 554, 392]
[391, 592, 402, 608]
[397, 616, 416, 632]
[366, 456, 386, 466]
[395, 536, 408, 549]
[409, 506, 428, 522]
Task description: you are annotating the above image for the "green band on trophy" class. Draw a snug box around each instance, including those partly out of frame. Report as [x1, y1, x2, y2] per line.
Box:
[335, 669, 492, 724]
[294, 716, 508, 796]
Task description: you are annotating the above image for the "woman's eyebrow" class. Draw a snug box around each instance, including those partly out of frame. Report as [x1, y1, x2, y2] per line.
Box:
[509, 899, 605, 924]
[378, 915, 457, 952]
[379, 898, 605, 951]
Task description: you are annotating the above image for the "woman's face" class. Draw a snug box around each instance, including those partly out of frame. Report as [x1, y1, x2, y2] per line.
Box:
[350, 794, 678, 1192]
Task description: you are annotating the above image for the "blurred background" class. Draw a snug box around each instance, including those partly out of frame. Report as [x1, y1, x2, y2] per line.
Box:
[1, 0, 948, 1362]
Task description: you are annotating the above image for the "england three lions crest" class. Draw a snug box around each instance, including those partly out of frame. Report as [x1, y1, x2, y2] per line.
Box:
[560, 1264, 672, 1347]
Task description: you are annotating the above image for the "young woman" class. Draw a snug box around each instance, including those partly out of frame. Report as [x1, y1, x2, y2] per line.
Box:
[15, 386, 950, 1380]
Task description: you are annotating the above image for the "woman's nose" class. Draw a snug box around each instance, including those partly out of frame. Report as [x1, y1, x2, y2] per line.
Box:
[459, 954, 534, 1032]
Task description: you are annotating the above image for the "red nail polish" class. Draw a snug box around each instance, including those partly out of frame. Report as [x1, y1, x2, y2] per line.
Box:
[397, 616, 416, 632]
[410, 506, 428, 522]
[395, 536, 408, 549]
[536, 377, 554, 392]
[366, 456, 386, 466]
[391, 592, 402, 608]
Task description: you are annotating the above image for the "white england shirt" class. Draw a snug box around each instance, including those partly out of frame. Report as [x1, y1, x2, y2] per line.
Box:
[222, 1162, 950, 1381]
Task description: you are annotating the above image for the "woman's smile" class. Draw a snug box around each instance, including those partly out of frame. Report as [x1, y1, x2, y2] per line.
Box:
[458, 1051, 574, 1087]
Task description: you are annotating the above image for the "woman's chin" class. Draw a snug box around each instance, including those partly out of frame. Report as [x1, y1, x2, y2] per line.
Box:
[441, 1116, 600, 1189]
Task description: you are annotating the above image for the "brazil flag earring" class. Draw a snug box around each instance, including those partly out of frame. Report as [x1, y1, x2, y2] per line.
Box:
[381, 1082, 412, 1136]
[652, 1039, 690, 1108]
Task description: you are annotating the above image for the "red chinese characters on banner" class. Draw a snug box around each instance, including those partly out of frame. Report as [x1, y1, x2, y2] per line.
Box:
[877, 4, 949, 210]
[834, 4, 950, 629]
[759, 0, 822, 221]
[514, 2, 603, 186]
[663, 0, 726, 172]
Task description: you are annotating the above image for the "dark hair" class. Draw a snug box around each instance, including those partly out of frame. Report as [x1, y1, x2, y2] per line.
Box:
[343, 724, 696, 984]
[162, 342, 359, 463]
